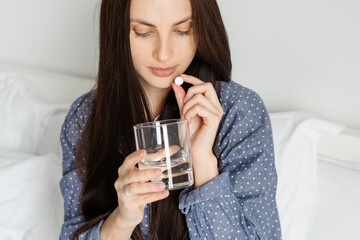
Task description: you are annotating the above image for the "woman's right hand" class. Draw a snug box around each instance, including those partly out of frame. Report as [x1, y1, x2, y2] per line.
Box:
[114, 149, 169, 228]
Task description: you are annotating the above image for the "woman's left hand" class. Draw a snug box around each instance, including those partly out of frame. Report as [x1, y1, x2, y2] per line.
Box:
[172, 74, 223, 188]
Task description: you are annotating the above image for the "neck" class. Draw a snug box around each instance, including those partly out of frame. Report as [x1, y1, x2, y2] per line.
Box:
[141, 82, 171, 120]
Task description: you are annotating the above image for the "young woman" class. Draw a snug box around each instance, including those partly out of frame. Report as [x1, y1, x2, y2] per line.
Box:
[59, 0, 282, 239]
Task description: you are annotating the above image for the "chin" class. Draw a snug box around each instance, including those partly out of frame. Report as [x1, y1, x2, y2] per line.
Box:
[155, 81, 173, 90]
[149, 76, 175, 89]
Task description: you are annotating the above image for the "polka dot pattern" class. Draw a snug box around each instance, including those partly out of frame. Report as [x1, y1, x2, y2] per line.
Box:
[59, 91, 102, 239]
[177, 81, 282, 239]
[59, 81, 282, 239]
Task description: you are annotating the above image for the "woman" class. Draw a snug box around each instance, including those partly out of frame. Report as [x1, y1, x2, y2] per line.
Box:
[60, 0, 282, 239]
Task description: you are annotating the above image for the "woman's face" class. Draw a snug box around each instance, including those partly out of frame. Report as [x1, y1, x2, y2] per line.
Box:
[129, 0, 197, 91]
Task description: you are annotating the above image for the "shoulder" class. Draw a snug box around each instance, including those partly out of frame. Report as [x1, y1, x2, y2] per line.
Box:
[66, 89, 96, 125]
[60, 91, 95, 175]
[60, 90, 95, 171]
[215, 80, 272, 147]
[63, 90, 96, 133]
[219, 80, 268, 122]
[214, 80, 274, 166]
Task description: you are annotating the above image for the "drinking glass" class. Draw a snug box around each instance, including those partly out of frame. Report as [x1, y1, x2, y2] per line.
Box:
[133, 119, 193, 190]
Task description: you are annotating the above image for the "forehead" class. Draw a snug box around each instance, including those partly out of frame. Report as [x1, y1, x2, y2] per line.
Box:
[129, 0, 192, 25]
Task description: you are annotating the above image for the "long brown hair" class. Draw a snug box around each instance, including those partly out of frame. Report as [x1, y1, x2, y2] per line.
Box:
[71, 0, 231, 239]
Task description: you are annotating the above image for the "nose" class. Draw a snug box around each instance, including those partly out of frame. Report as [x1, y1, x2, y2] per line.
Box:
[153, 35, 173, 62]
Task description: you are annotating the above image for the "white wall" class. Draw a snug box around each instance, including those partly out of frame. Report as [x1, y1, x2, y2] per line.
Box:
[217, 0, 360, 128]
[0, 0, 100, 78]
[0, 0, 359, 128]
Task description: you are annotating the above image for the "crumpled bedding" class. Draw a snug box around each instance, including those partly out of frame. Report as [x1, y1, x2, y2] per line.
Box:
[0, 149, 63, 240]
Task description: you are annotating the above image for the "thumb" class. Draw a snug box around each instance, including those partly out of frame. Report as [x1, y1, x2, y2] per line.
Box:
[172, 82, 186, 118]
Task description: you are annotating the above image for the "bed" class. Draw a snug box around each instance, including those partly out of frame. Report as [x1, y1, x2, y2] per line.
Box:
[1, 0, 360, 239]
[0, 63, 359, 240]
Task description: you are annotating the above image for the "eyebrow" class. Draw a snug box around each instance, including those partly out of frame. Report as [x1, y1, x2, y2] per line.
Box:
[130, 16, 192, 28]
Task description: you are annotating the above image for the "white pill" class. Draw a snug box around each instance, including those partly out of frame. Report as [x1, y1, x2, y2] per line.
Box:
[175, 76, 183, 85]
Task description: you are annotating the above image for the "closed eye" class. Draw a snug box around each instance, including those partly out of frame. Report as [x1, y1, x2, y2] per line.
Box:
[134, 32, 150, 38]
[176, 30, 191, 35]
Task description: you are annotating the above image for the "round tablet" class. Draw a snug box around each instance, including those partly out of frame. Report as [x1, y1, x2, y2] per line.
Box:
[175, 77, 183, 85]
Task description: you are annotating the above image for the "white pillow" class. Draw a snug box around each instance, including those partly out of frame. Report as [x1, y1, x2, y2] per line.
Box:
[0, 150, 62, 240]
[269, 111, 345, 240]
[38, 112, 67, 159]
[0, 72, 68, 155]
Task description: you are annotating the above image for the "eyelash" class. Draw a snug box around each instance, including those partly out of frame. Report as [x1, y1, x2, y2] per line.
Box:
[134, 30, 191, 38]
[134, 32, 150, 38]
[176, 30, 191, 36]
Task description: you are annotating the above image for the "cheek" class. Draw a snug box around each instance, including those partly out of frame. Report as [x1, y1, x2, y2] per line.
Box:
[176, 39, 197, 61]
[130, 40, 151, 66]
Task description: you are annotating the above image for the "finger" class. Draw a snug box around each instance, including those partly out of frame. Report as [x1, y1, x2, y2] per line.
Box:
[146, 145, 181, 162]
[172, 82, 185, 117]
[183, 82, 218, 104]
[137, 145, 181, 172]
[121, 168, 163, 185]
[136, 190, 170, 205]
[121, 149, 147, 171]
[180, 73, 205, 85]
[137, 161, 168, 172]
[184, 104, 221, 126]
[182, 93, 219, 119]
[125, 182, 166, 196]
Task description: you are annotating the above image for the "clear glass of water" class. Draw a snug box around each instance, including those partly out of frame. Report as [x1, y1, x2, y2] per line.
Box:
[133, 119, 193, 190]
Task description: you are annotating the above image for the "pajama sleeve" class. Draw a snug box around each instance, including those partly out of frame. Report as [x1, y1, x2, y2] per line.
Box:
[179, 82, 282, 240]
[59, 92, 104, 240]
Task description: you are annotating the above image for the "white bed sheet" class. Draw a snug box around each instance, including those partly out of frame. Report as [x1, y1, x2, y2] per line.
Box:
[0, 149, 63, 240]
[307, 159, 360, 240]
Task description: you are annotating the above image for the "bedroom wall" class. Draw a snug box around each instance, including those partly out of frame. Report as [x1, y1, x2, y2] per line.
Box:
[0, 0, 359, 128]
[217, 0, 360, 129]
[0, 0, 100, 78]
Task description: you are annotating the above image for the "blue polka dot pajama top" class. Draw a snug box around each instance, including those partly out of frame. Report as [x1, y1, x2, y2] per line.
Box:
[59, 80, 282, 239]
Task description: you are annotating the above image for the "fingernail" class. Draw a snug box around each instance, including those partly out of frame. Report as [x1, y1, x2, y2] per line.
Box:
[139, 150, 146, 157]
[180, 74, 188, 78]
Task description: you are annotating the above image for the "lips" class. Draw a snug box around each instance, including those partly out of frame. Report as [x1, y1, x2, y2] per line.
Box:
[150, 66, 177, 77]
